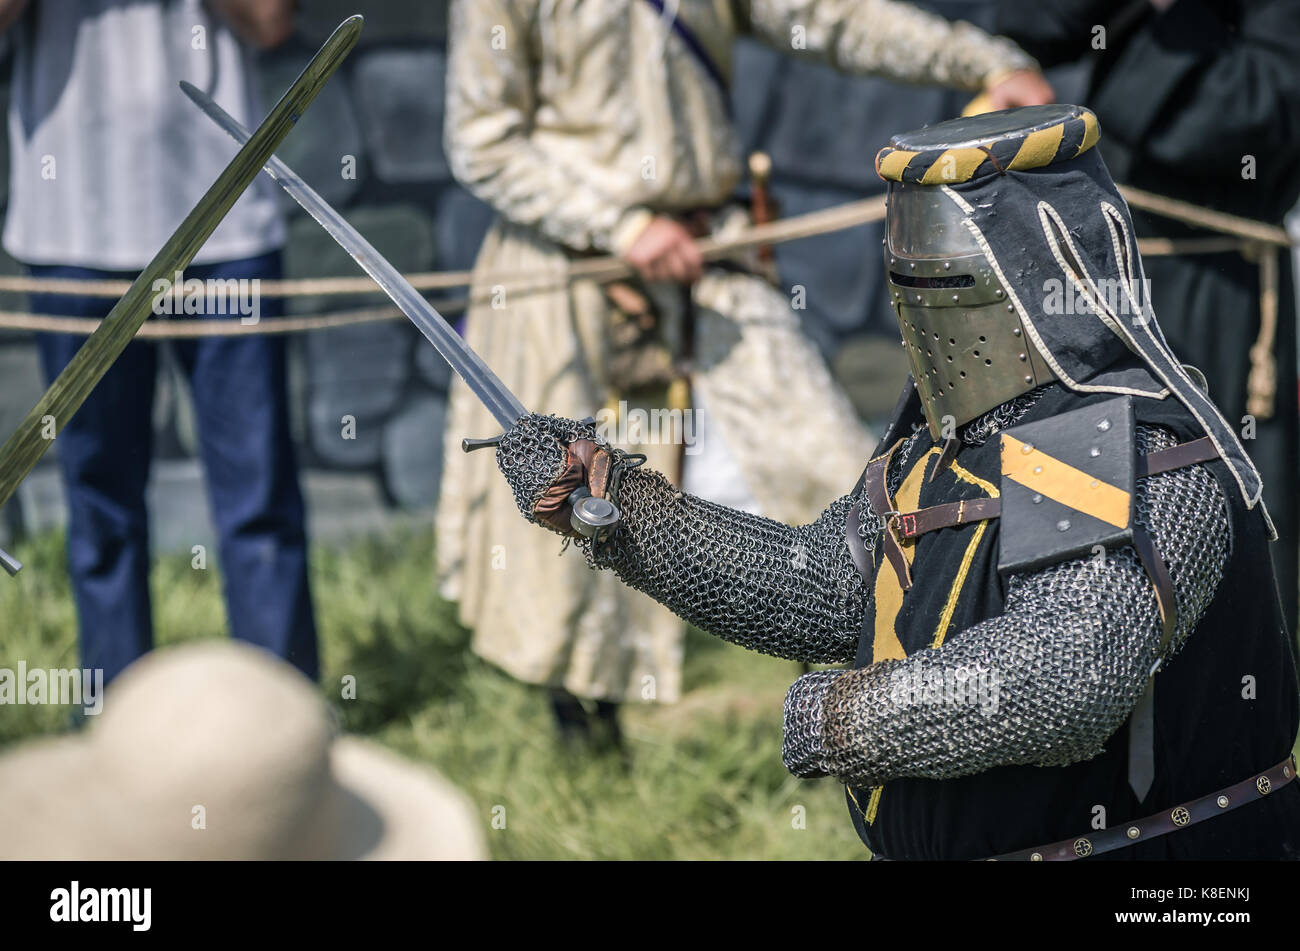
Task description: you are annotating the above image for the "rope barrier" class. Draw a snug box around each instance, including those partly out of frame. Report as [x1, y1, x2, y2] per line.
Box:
[1120, 185, 1293, 248]
[0, 187, 1291, 341]
[0, 196, 893, 301]
[0, 300, 468, 337]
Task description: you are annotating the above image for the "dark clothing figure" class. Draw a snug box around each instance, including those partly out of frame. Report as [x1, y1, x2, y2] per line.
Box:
[995, 0, 1300, 632]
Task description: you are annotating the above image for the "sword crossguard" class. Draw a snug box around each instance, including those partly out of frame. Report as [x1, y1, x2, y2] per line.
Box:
[461, 434, 504, 453]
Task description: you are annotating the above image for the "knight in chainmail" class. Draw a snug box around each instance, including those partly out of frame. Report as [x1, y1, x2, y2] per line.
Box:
[489, 106, 1300, 860]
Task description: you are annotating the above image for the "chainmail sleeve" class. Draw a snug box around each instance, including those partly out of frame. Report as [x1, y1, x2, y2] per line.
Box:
[493, 411, 874, 664]
[782, 424, 1231, 786]
[587, 466, 872, 664]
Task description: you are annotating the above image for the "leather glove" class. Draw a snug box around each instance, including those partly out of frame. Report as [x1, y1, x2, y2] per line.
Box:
[495, 413, 616, 538]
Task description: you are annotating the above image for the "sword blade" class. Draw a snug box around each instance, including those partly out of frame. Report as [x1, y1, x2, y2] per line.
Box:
[179, 83, 528, 430]
[0, 15, 364, 513]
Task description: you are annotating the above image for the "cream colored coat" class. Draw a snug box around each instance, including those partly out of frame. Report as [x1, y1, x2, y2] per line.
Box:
[437, 0, 1033, 702]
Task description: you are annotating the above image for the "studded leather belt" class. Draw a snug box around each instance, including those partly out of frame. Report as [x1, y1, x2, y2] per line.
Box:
[987, 755, 1297, 861]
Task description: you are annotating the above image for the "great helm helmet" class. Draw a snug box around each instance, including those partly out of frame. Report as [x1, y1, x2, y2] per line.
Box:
[874, 104, 1268, 519]
[877, 106, 1092, 439]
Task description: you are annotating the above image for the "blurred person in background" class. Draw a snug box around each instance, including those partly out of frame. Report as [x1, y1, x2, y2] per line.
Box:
[994, 0, 1300, 634]
[438, 0, 1052, 748]
[1, 0, 318, 684]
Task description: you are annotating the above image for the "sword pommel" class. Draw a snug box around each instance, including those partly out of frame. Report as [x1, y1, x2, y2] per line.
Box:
[568, 489, 621, 539]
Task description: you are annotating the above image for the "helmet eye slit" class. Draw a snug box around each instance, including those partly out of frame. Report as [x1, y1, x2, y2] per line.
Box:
[889, 271, 975, 289]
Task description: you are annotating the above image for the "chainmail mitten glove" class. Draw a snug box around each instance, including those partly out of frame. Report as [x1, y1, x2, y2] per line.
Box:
[782, 669, 846, 777]
[495, 413, 615, 537]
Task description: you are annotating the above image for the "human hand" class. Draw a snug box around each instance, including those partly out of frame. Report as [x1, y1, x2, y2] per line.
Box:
[620, 215, 704, 285]
[985, 69, 1055, 110]
[209, 0, 296, 49]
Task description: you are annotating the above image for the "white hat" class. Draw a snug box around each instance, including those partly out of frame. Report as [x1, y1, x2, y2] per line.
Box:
[0, 641, 487, 860]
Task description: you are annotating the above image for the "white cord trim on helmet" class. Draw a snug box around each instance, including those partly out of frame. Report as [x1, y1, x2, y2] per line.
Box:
[1037, 201, 1133, 346]
[942, 188, 1167, 402]
[1102, 203, 1155, 339]
[1099, 200, 1265, 512]
[940, 184, 976, 216]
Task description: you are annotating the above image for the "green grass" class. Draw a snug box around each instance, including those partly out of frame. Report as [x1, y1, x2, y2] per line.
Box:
[0, 528, 866, 860]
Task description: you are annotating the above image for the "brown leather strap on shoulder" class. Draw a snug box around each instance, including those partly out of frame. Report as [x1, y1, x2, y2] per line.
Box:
[896, 436, 1222, 543]
[894, 497, 1002, 540]
[1138, 435, 1218, 478]
[847, 436, 1219, 598]
[1132, 525, 1178, 652]
[844, 469, 873, 583]
[861, 439, 912, 590]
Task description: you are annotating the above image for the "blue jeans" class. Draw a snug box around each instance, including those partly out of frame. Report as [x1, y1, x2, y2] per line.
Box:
[30, 251, 318, 683]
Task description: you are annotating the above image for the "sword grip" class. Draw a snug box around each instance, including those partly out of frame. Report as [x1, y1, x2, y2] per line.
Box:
[462, 434, 504, 453]
[0, 545, 22, 577]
